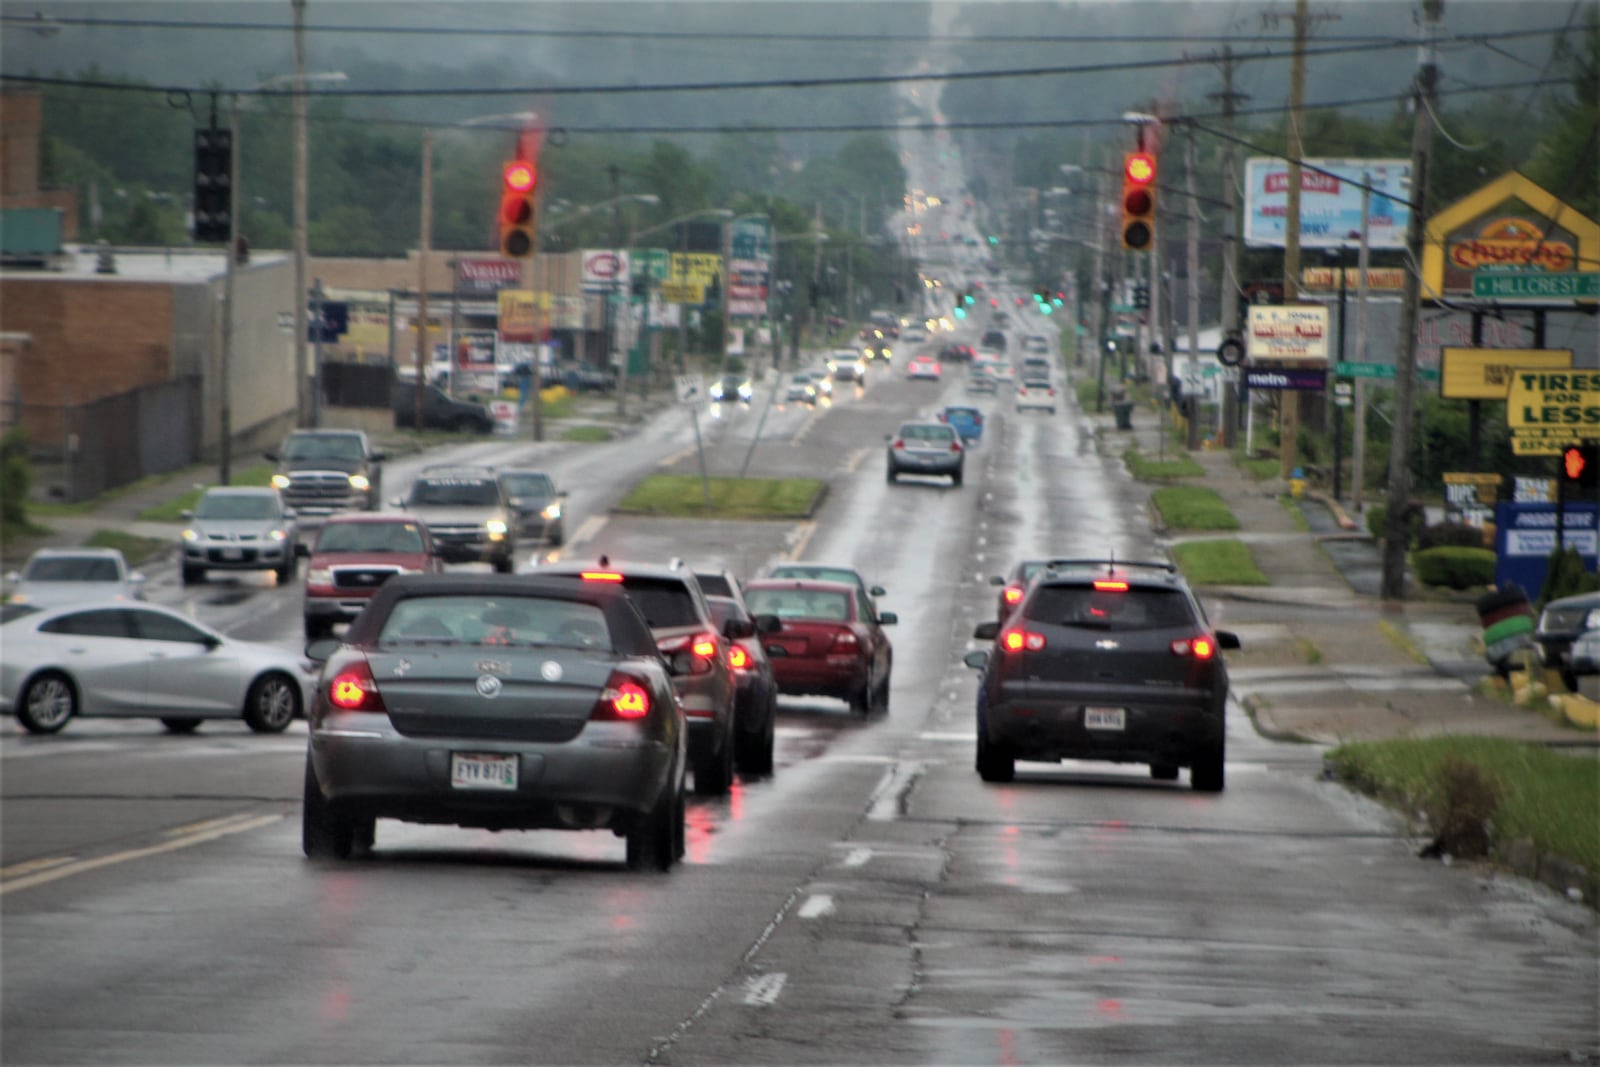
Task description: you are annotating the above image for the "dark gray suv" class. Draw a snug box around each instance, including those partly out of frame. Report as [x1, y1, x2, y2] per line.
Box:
[964, 559, 1240, 792]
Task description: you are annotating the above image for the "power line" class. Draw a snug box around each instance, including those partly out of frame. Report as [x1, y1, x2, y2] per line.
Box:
[0, 26, 1572, 100]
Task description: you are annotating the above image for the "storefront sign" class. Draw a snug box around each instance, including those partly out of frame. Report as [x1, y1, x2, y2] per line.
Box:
[1440, 347, 1573, 400]
[456, 258, 522, 292]
[1243, 367, 1327, 391]
[1247, 305, 1330, 361]
[1506, 369, 1600, 454]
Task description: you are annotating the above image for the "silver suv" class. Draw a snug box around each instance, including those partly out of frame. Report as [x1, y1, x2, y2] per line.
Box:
[393, 465, 516, 573]
[180, 486, 301, 585]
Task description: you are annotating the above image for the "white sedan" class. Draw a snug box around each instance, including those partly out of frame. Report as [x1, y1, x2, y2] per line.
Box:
[906, 355, 942, 381]
[5, 547, 146, 607]
[1, 601, 315, 735]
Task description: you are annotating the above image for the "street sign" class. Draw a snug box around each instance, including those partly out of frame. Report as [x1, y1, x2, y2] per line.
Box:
[1332, 361, 1441, 382]
[675, 374, 703, 405]
[1471, 271, 1600, 300]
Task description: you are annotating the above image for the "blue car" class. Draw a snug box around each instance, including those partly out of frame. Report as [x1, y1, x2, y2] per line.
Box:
[939, 404, 984, 444]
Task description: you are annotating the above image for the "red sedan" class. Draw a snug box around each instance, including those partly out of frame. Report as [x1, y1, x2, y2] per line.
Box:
[743, 578, 896, 717]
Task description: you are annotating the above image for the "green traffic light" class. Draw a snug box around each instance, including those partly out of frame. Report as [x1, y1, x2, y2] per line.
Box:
[954, 307, 966, 319]
[1040, 304, 1053, 314]
[987, 235, 998, 245]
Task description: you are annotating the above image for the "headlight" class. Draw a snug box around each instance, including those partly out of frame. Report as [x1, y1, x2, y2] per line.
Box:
[1586, 607, 1600, 630]
[541, 503, 562, 521]
[269, 528, 288, 542]
[307, 567, 332, 585]
[486, 519, 509, 539]
[348, 474, 370, 491]
[182, 528, 199, 542]
[271, 474, 291, 489]
[8, 593, 26, 604]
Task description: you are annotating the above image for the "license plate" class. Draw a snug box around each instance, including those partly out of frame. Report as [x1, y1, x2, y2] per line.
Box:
[220, 547, 244, 560]
[1084, 707, 1126, 731]
[451, 753, 518, 790]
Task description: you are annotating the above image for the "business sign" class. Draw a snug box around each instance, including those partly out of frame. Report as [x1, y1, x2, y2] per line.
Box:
[1439, 347, 1572, 400]
[1244, 158, 1410, 250]
[453, 329, 497, 372]
[634, 248, 671, 283]
[1244, 367, 1326, 391]
[1300, 266, 1407, 291]
[1247, 305, 1329, 362]
[1471, 271, 1600, 301]
[669, 252, 723, 290]
[496, 290, 551, 343]
[456, 258, 522, 293]
[581, 249, 631, 292]
[660, 281, 705, 305]
[1506, 369, 1600, 454]
[1443, 472, 1501, 530]
[1421, 171, 1600, 301]
[1493, 502, 1599, 594]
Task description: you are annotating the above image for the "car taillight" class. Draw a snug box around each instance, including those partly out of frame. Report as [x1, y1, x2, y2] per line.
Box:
[950, 441, 962, 453]
[1003, 585, 1024, 605]
[1092, 579, 1129, 592]
[892, 439, 906, 450]
[327, 657, 385, 712]
[659, 632, 718, 674]
[1172, 636, 1217, 660]
[592, 671, 652, 721]
[830, 629, 859, 652]
[728, 645, 751, 670]
[1001, 628, 1046, 652]
[581, 571, 624, 582]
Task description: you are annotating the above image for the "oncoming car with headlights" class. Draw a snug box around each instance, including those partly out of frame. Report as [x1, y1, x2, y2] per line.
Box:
[180, 486, 301, 585]
[301, 574, 689, 870]
[393, 465, 516, 573]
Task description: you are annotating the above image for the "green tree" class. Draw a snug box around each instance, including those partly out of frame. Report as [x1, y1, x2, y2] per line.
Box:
[1525, 6, 1599, 218]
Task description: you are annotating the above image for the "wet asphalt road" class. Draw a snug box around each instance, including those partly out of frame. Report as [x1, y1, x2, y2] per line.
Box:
[3, 339, 1596, 1065]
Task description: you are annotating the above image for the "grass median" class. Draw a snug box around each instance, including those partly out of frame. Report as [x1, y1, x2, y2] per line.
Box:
[1150, 485, 1240, 531]
[1170, 538, 1269, 586]
[1328, 736, 1600, 880]
[1124, 448, 1204, 481]
[616, 475, 825, 519]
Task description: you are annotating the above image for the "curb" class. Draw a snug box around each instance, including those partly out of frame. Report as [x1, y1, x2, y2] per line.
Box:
[1309, 490, 1360, 532]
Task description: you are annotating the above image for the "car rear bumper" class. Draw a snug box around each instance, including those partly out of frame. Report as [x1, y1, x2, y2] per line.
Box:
[984, 698, 1224, 765]
[769, 657, 868, 700]
[888, 452, 962, 475]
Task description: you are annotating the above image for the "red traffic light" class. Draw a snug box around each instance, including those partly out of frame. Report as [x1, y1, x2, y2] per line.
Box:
[1564, 446, 1588, 481]
[503, 160, 537, 193]
[1125, 153, 1155, 185]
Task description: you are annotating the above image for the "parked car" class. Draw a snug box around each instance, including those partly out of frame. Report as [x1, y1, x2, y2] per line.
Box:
[265, 429, 384, 517]
[498, 468, 567, 546]
[301, 514, 441, 638]
[537, 557, 739, 796]
[6, 547, 145, 606]
[743, 578, 896, 716]
[180, 486, 301, 586]
[1570, 628, 1600, 699]
[391, 380, 494, 434]
[963, 560, 1240, 791]
[2, 600, 311, 735]
[937, 404, 984, 444]
[392, 465, 516, 573]
[300, 574, 688, 870]
[544, 360, 617, 393]
[906, 354, 942, 381]
[704, 593, 781, 776]
[1535, 590, 1600, 691]
[886, 420, 965, 486]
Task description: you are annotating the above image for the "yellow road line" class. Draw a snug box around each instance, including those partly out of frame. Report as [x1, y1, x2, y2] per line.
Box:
[1, 814, 282, 896]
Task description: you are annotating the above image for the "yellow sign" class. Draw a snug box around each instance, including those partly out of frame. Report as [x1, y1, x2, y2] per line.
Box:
[659, 280, 705, 305]
[497, 290, 551, 341]
[1440, 347, 1573, 400]
[1300, 266, 1406, 291]
[668, 252, 722, 288]
[1506, 369, 1600, 454]
[1421, 171, 1600, 301]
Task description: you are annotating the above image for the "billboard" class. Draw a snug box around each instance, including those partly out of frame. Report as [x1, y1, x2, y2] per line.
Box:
[1247, 305, 1330, 362]
[1244, 158, 1410, 250]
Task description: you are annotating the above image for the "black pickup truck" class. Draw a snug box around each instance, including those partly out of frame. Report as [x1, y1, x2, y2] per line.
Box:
[265, 429, 384, 517]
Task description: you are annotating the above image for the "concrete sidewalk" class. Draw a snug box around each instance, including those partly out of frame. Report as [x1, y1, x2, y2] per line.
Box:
[1091, 394, 1597, 748]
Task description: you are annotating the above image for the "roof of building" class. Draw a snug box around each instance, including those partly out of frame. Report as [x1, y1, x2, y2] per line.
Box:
[0, 246, 288, 284]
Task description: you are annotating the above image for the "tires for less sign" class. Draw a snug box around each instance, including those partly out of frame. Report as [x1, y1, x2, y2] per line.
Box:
[1506, 370, 1600, 455]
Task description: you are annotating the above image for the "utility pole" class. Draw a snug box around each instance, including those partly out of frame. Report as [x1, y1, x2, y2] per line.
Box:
[220, 93, 238, 485]
[1381, 0, 1443, 600]
[292, 0, 309, 427]
[806, 201, 824, 354]
[1210, 46, 1247, 448]
[610, 165, 627, 417]
[1352, 178, 1373, 514]
[1185, 124, 1202, 450]
[1279, 0, 1309, 478]
[414, 130, 431, 433]
[1088, 153, 1109, 381]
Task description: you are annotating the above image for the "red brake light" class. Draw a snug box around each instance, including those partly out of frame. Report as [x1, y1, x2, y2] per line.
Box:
[691, 633, 718, 658]
[1001, 628, 1046, 652]
[593, 670, 652, 721]
[581, 571, 624, 582]
[728, 645, 751, 670]
[1093, 579, 1129, 592]
[830, 628, 859, 651]
[327, 657, 384, 712]
[892, 438, 906, 450]
[1003, 585, 1024, 605]
[1171, 636, 1217, 660]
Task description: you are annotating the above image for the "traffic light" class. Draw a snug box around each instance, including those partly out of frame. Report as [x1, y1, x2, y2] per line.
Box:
[1559, 441, 1599, 491]
[193, 126, 232, 244]
[498, 159, 538, 258]
[1120, 151, 1157, 251]
[1133, 282, 1150, 310]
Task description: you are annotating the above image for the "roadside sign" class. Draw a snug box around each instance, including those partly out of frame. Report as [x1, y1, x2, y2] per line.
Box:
[1440, 347, 1573, 400]
[675, 374, 703, 405]
[660, 281, 705, 305]
[1506, 369, 1600, 454]
[1471, 271, 1600, 301]
[1247, 305, 1329, 362]
[1333, 361, 1441, 382]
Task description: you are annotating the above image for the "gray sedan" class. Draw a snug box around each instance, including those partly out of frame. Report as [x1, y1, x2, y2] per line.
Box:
[886, 421, 965, 486]
[1, 601, 312, 734]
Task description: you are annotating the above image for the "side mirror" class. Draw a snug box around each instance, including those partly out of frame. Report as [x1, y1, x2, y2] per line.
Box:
[389, 497, 406, 508]
[723, 617, 756, 640]
[305, 637, 341, 663]
[130, 571, 147, 585]
[201, 635, 223, 651]
[763, 643, 789, 658]
[1216, 630, 1242, 651]
[263, 451, 279, 462]
[877, 611, 898, 625]
[869, 585, 886, 597]
[973, 620, 999, 640]
[987, 575, 1004, 586]
[370, 450, 387, 462]
[283, 508, 297, 519]
[962, 650, 989, 671]
[558, 489, 569, 499]
[754, 613, 782, 635]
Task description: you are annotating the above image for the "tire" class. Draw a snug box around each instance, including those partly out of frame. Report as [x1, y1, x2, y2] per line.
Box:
[1150, 763, 1180, 781]
[886, 466, 897, 484]
[181, 565, 204, 586]
[161, 717, 202, 734]
[736, 693, 777, 777]
[548, 529, 564, 548]
[493, 555, 514, 575]
[625, 784, 681, 872]
[1191, 746, 1226, 793]
[951, 468, 964, 487]
[975, 726, 1015, 783]
[275, 559, 295, 584]
[451, 417, 476, 434]
[243, 672, 300, 733]
[18, 672, 77, 734]
[849, 682, 872, 717]
[304, 615, 333, 640]
[694, 729, 735, 796]
[302, 755, 354, 860]
[871, 675, 891, 717]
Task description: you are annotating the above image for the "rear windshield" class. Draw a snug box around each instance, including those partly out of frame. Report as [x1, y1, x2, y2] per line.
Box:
[747, 588, 852, 622]
[898, 424, 957, 442]
[24, 556, 121, 582]
[770, 566, 859, 590]
[410, 478, 499, 507]
[619, 577, 701, 629]
[316, 522, 424, 554]
[695, 573, 735, 598]
[1025, 585, 1196, 632]
[378, 595, 611, 650]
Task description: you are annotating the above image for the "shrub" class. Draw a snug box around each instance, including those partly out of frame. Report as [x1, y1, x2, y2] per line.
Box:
[1367, 500, 1425, 547]
[1417, 522, 1487, 551]
[1, 427, 29, 525]
[1422, 756, 1502, 859]
[1414, 546, 1496, 589]
[1538, 545, 1600, 607]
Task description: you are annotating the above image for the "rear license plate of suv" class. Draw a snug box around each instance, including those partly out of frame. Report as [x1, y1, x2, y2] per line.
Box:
[1084, 707, 1126, 731]
[451, 753, 517, 790]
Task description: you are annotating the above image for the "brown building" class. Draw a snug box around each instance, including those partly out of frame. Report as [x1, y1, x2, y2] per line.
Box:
[1, 92, 79, 240]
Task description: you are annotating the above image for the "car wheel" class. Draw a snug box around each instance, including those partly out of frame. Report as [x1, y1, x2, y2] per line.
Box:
[694, 730, 735, 796]
[548, 528, 564, 548]
[886, 466, 897, 484]
[243, 672, 300, 733]
[1150, 763, 1180, 781]
[18, 671, 77, 734]
[275, 558, 295, 584]
[1191, 746, 1226, 793]
[161, 717, 202, 734]
[951, 468, 964, 487]
[736, 692, 777, 777]
[626, 783, 681, 872]
[304, 615, 332, 640]
[975, 724, 1015, 783]
[493, 555, 514, 575]
[849, 683, 872, 718]
[302, 755, 354, 860]
[181, 565, 204, 586]
[872, 675, 891, 717]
